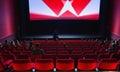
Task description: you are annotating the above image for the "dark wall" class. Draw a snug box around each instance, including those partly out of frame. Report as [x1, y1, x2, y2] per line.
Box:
[0, 0, 16, 40]
[26, 20, 100, 35]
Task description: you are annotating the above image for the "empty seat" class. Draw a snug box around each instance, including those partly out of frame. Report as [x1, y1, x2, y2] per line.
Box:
[0, 51, 11, 55]
[111, 53, 120, 60]
[57, 54, 70, 59]
[98, 59, 119, 71]
[35, 59, 54, 71]
[84, 54, 98, 60]
[12, 51, 21, 55]
[109, 51, 118, 56]
[98, 54, 110, 61]
[43, 54, 56, 59]
[77, 59, 97, 71]
[12, 59, 32, 71]
[22, 51, 32, 55]
[1, 55, 14, 61]
[83, 49, 94, 53]
[58, 51, 69, 54]
[71, 54, 83, 59]
[56, 59, 74, 71]
[0, 56, 13, 71]
[45, 51, 56, 54]
[72, 50, 83, 54]
[15, 55, 29, 59]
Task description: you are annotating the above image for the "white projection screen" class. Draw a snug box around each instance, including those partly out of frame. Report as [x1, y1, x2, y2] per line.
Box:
[29, 0, 101, 20]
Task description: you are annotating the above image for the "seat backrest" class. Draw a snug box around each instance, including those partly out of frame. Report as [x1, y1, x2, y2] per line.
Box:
[77, 59, 97, 71]
[35, 59, 54, 71]
[98, 54, 110, 61]
[12, 59, 32, 71]
[111, 53, 120, 60]
[84, 54, 98, 60]
[71, 54, 83, 60]
[43, 54, 56, 59]
[15, 55, 29, 59]
[1, 55, 14, 61]
[57, 54, 70, 59]
[56, 59, 74, 71]
[98, 58, 119, 71]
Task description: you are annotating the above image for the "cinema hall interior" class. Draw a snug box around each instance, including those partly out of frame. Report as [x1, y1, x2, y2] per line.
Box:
[0, 0, 120, 72]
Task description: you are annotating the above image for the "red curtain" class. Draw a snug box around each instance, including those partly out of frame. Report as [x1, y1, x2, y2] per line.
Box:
[0, 0, 15, 39]
[111, 0, 120, 39]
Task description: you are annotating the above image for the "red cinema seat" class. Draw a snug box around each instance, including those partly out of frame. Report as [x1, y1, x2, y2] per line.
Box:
[111, 53, 120, 60]
[77, 59, 97, 71]
[45, 51, 56, 54]
[1, 55, 14, 61]
[43, 54, 56, 59]
[57, 54, 70, 59]
[35, 59, 54, 71]
[15, 55, 29, 59]
[98, 54, 110, 61]
[12, 59, 32, 71]
[56, 59, 74, 71]
[84, 54, 98, 60]
[0, 56, 13, 71]
[98, 59, 119, 71]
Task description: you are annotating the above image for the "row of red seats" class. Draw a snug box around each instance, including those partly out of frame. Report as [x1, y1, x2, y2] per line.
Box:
[1, 52, 119, 60]
[0, 50, 120, 71]
[0, 49, 117, 58]
[1, 51, 120, 62]
[0, 58, 117, 71]
[0, 40, 116, 71]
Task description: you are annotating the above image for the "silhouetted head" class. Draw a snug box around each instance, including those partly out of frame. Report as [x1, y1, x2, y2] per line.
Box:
[4, 40, 8, 43]
[35, 44, 40, 48]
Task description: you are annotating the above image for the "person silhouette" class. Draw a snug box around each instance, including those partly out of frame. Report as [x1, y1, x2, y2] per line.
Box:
[53, 30, 59, 41]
